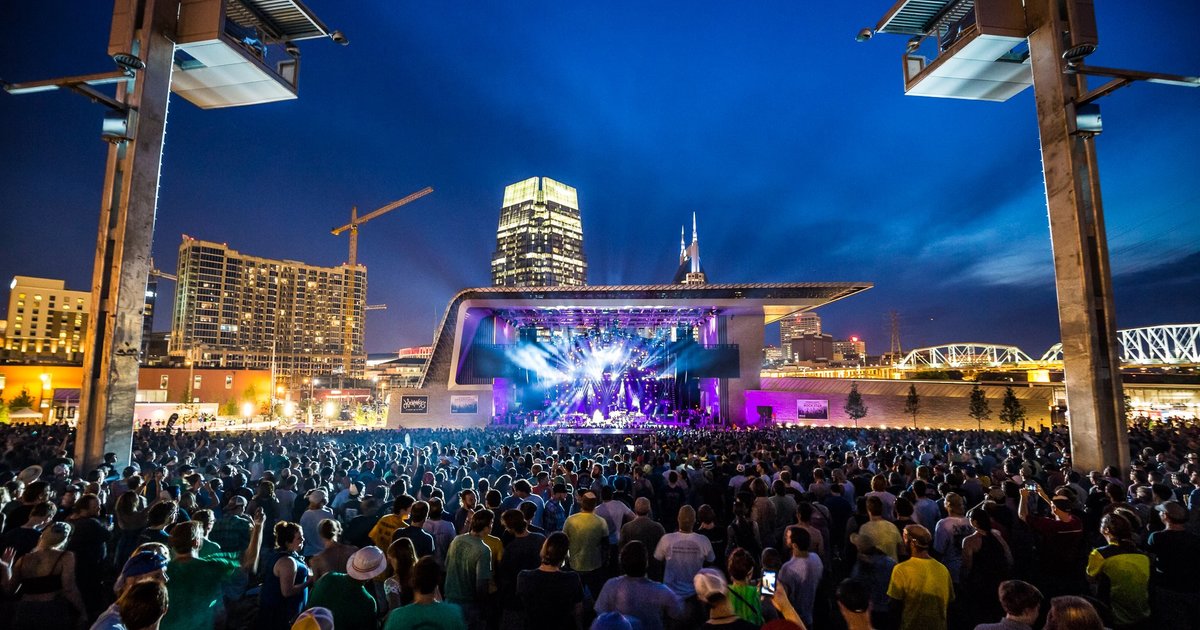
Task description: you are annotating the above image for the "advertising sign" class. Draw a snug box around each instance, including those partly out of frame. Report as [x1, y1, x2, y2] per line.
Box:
[451, 395, 479, 414]
[796, 399, 829, 420]
[400, 395, 429, 414]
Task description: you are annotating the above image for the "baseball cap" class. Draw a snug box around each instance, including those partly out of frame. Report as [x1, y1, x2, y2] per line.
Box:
[121, 551, 169, 580]
[693, 568, 727, 604]
[292, 607, 334, 630]
[849, 532, 879, 554]
[1156, 501, 1187, 524]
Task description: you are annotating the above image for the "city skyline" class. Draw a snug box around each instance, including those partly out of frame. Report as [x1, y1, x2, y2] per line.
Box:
[1, 2, 1197, 356]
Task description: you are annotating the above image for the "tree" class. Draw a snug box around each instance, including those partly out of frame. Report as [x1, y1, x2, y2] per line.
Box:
[968, 383, 991, 432]
[904, 384, 920, 429]
[844, 382, 868, 428]
[10, 388, 36, 410]
[999, 386, 1026, 431]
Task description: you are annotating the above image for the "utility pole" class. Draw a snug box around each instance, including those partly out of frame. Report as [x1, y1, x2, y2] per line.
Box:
[5, 0, 345, 469]
[864, 0, 1198, 471]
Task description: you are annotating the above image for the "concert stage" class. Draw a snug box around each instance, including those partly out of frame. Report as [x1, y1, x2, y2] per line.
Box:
[387, 283, 872, 429]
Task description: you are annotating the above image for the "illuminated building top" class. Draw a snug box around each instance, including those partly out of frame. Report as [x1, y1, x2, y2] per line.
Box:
[492, 177, 587, 287]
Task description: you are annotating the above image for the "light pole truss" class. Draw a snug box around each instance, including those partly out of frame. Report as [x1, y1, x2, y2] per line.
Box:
[896, 343, 1034, 369]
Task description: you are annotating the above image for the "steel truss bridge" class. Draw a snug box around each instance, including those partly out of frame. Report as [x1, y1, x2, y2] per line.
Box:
[896, 343, 1034, 369]
[1040, 324, 1200, 365]
[896, 324, 1200, 369]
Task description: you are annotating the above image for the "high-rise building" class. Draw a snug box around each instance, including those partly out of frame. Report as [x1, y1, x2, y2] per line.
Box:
[789, 333, 835, 363]
[833, 337, 867, 362]
[780, 312, 822, 361]
[169, 237, 366, 377]
[491, 177, 587, 287]
[3, 276, 90, 362]
[672, 213, 708, 285]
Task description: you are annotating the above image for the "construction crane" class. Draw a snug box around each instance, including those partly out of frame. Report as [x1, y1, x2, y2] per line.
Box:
[331, 186, 433, 376]
[148, 259, 176, 282]
[365, 304, 387, 311]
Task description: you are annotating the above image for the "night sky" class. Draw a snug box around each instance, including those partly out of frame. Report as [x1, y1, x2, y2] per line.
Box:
[1, 1, 1197, 358]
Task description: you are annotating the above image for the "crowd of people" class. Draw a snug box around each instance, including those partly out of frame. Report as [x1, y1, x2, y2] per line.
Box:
[0, 420, 1198, 630]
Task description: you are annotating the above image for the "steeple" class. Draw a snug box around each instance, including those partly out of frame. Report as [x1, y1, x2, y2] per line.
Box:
[679, 225, 686, 264]
[690, 212, 701, 274]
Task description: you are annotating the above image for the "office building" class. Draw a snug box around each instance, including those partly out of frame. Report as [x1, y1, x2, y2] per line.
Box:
[833, 337, 867, 362]
[169, 236, 366, 377]
[491, 177, 587, 287]
[789, 333, 835, 363]
[781, 312, 822, 361]
[3, 276, 90, 362]
[672, 213, 708, 285]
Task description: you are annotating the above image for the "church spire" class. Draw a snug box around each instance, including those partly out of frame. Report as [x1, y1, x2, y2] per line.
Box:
[679, 224, 686, 264]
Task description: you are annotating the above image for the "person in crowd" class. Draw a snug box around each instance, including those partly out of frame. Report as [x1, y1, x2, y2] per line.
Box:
[94, 550, 170, 629]
[1019, 484, 1087, 598]
[371, 494, 414, 549]
[932, 493, 972, 585]
[497, 509, 545, 630]
[69, 493, 113, 616]
[299, 490, 334, 558]
[834, 578, 872, 630]
[393, 499, 437, 559]
[0, 521, 87, 629]
[259, 521, 313, 630]
[961, 506, 1013, 626]
[1086, 512, 1150, 629]
[595, 540, 683, 630]
[564, 491, 609, 597]
[725, 547, 763, 626]
[779, 524, 823, 628]
[383, 537, 417, 610]
[859, 496, 904, 562]
[974, 580, 1043, 630]
[424, 496, 458, 564]
[867, 475, 898, 522]
[620, 497, 665, 576]
[445, 509, 495, 629]
[160, 514, 263, 630]
[516, 532, 585, 630]
[109, 581, 169, 630]
[209, 495, 253, 553]
[1145, 500, 1200, 626]
[654, 503, 717, 625]
[886, 524, 953, 630]
[306, 545, 386, 630]
[849, 530, 895, 629]
[384, 556, 467, 630]
[308, 518, 358, 581]
[1042, 595, 1106, 630]
[693, 567, 758, 630]
[1, 500, 56, 559]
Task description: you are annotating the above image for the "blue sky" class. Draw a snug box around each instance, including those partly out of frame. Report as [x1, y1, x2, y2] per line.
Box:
[1, 1, 1197, 357]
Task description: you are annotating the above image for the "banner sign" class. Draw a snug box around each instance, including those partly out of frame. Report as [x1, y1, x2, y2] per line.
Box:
[796, 399, 829, 420]
[400, 395, 429, 414]
[451, 395, 479, 414]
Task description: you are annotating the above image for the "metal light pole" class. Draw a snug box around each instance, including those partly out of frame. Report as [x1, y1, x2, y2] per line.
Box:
[5, 0, 345, 469]
[865, 0, 1198, 472]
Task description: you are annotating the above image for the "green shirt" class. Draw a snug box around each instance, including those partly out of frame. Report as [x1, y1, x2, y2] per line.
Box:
[384, 601, 466, 630]
[161, 553, 243, 630]
[1086, 544, 1151, 626]
[563, 512, 608, 572]
[199, 538, 222, 558]
[728, 583, 763, 625]
[886, 556, 954, 630]
[308, 572, 378, 630]
[444, 534, 492, 603]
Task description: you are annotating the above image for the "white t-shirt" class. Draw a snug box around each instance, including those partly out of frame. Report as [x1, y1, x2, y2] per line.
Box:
[654, 531, 716, 597]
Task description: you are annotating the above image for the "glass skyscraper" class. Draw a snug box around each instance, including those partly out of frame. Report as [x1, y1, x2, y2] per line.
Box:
[491, 177, 587, 287]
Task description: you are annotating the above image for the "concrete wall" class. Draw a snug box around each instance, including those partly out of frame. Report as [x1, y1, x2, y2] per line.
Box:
[745, 377, 1056, 430]
[386, 383, 492, 429]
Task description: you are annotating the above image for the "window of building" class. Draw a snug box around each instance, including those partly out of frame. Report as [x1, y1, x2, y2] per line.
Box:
[160, 375, 169, 389]
[193, 375, 202, 390]
[225, 375, 234, 389]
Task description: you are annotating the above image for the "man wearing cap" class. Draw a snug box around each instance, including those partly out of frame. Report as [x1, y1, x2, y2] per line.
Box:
[1018, 484, 1085, 597]
[849, 530, 895, 627]
[300, 490, 335, 557]
[209, 496, 253, 553]
[886, 524, 953, 630]
[92, 550, 171, 630]
[1145, 500, 1200, 626]
[305, 545, 386, 630]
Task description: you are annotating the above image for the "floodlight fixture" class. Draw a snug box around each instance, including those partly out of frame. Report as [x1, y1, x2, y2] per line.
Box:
[330, 30, 349, 46]
[856, 28, 874, 42]
[112, 53, 145, 74]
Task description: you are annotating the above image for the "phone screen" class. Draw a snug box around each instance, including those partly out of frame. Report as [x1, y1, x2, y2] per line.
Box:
[760, 570, 777, 595]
